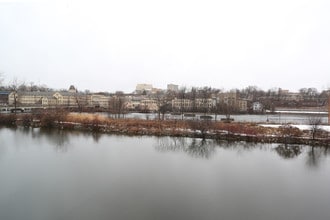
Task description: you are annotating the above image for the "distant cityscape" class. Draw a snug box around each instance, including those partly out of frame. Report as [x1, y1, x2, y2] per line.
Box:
[1, 82, 329, 116]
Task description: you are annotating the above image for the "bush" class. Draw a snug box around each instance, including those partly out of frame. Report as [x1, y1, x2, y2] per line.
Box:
[21, 114, 33, 127]
[37, 109, 69, 129]
[278, 124, 302, 138]
[91, 116, 101, 132]
[0, 114, 17, 126]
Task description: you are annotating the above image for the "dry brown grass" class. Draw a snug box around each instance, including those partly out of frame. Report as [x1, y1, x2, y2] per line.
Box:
[65, 113, 281, 136]
[0, 112, 297, 138]
[66, 113, 191, 133]
[2, 112, 326, 145]
[66, 113, 108, 123]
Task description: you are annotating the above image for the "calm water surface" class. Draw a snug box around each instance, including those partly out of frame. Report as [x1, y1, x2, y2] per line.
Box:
[103, 112, 329, 124]
[0, 127, 330, 220]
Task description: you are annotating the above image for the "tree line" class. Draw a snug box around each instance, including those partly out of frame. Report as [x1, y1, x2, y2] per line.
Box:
[1, 74, 329, 118]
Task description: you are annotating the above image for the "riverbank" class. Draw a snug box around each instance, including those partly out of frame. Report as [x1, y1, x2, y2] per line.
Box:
[1, 112, 329, 146]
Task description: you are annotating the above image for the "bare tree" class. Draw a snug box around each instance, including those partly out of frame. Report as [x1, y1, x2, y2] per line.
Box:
[190, 87, 197, 112]
[29, 82, 39, 92]
[299, 88, 319, 100]
[217, 101, 235, 122]
[309, 116, 322, 140]
[188, 119, 212, 139]
[9, 78, 23, 111]
[212, 98, 221, 121]
[74, 89, 88, 113]
[155, 91, 170, 120]
[0, 72, 4, 88]
[178, 87, 186, 120]
[223, 103, 233, 120]
[18, 83, 28, 91]
[108, 96, 126, 118]
[75, 94, 86, 112]
[199, 87, 212, 115]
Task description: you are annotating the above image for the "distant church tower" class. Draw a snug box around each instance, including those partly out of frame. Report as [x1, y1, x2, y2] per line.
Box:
[68, 85, 77, 93]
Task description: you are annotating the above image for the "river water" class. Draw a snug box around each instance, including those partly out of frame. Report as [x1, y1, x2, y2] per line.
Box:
[105, 112, 329, 124]
[1, 127, 330, 220]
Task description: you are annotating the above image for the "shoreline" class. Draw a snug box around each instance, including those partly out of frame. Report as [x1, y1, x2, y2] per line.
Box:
[1, 112, 329, 147]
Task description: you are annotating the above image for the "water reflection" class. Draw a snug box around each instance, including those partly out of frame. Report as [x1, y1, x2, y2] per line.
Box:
[35, 129, 71, 152]
[306, 147, 330, 168]
[2, 127, 330, 169]
[274, 145, 302, 159]
[2, 127, 330, 220]
[92, 132, 102, 143]
[1, 127, 107, 153]
[13, 127, 72, 152]
[97, 112, 329, 124]
[155, 137, 330, 169]
[273, 144, 330, 169]
[155, 137, 216, 159]
[155, 137, 262, 159]
[215, 139, 262, 152]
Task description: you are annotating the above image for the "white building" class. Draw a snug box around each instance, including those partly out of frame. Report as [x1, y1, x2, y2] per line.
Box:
[88, 94, 109, 108]
[172, 98, 192, 111]
[167, 84, 179, 92]
[238, 99, 248, 112]
[135, 84, 153, 94]
[124, 96, 142, 110]
[8, 91, 80, 107]
[194, 98, 215, 110]
[252, 102, 263, 112]
[140, 99, 158, 112]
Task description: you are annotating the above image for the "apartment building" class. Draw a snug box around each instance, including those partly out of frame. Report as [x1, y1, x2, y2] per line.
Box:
[8, 91, 79, 107]
[7, 86, 110, 109]
[172, 98, 193, 111]
[135, 84, 153, 94]
[140, 99, 158, 112]
[167, 84, 179, 92]
[218, 91, 238, 106]
[88, 94, 109, 108]
[0, 91, 9, 106]
[238, 99, 248, 112]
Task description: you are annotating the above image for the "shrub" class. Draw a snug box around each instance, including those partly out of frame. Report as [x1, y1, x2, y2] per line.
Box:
[21, 114, 33, 127]
[0, 114, 17, 126]
[38, 109, 69, 129]
[278, 124, 302, 138]
[91, 116, 101, 132]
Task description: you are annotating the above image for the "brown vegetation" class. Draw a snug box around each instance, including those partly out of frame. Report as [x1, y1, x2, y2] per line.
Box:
[0, 112, 329, 146]
[0, 113, 16, 126]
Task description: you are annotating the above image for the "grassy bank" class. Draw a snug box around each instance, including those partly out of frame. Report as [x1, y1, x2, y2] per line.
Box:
[1, 111, 329, 146]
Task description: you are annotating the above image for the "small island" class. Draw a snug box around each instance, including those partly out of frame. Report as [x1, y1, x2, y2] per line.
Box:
[1, 109, 329, 147]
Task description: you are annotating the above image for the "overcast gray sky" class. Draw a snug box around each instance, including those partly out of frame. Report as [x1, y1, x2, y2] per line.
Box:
[0, 0, 329, 92]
